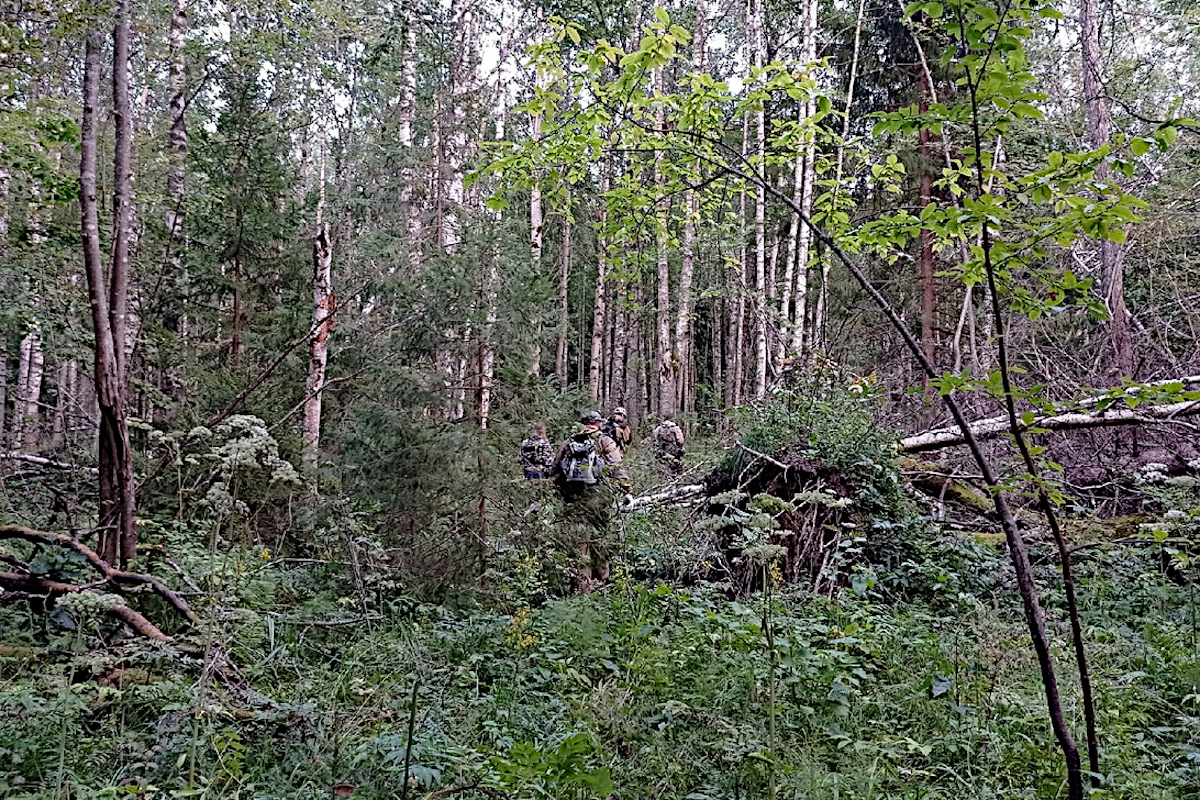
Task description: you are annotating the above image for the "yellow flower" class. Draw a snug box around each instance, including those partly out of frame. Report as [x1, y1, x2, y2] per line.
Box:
[260, 548, 271, 561]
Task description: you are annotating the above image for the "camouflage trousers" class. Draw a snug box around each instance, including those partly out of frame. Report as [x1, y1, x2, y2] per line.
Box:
[559, 483, 618, 593]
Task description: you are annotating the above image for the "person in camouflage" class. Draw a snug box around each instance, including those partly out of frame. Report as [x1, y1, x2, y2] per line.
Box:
[652, 413, 685, 477]
[603, 406, 633, 453]
[551, 410, 631, 593]
[518, 423, 554, 479]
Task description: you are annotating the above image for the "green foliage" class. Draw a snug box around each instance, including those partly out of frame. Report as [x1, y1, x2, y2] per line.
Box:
[729, 367, 903, 518]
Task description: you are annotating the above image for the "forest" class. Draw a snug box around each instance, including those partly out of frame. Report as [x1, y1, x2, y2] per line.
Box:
[2, 0, 1200, 796]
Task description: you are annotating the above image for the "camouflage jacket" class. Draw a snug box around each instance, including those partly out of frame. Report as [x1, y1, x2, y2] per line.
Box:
[652, 421, 684, 457]
[551, 428, 630, 488]
[603, 420, 633, 452]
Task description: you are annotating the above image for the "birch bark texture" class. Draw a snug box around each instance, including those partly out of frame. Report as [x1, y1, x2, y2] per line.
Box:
[303, 129, 334, 476]
[675, 0, 706, 413]
[750, 0, 768, 398]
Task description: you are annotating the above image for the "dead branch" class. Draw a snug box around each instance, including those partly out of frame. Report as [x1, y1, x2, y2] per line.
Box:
[0, 571, 171, 640]
[0, 525, 200, 624]
[900, 398, 1200, 453]
[0, 451, 98, 472]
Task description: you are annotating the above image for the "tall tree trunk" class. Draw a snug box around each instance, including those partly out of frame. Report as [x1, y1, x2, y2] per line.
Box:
[400, 19, 422, 272]
[555, 189, 572, 388]
[0, 161, 8, 444]
[791, 0, 819, 357]
[81, 0, 137, 567]
[731, 115, 750, 407]
[166, 0, 188, 345]
[654, 69, 675, 415]
[778, 112, 803, 366]
[528, 71, 545, 377]
[813, 0, 863, 353]
[1080, 0, 1131, 379]
[303, 134, 334, 477]
[751, 0, 768, 398]
[674, 0, 706, 414]
[919, 87, 936, 374]
[19, 330, 43, 452]
[589, 171, 609, 405]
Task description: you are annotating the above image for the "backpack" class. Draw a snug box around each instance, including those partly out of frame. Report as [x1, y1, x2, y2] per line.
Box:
[518, 437, 542, 470]
[655, 424, 683, 459]
[560, 435, 605, 485]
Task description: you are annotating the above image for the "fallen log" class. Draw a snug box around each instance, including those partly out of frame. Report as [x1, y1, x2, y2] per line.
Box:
[621, 483, 707, 513]
[900, 398, 1200, 453]
[0, 451, 99, 473]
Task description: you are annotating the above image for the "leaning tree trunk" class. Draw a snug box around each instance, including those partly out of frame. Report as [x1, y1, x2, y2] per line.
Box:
[81, 0, 137, 567]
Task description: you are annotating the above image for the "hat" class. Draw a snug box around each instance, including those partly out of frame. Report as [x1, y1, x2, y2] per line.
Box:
[580, 410, 603, 424]
[613, 406, 627, 416]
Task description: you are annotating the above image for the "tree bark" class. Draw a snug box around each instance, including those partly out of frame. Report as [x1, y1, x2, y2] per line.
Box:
[919, 87, 936, 376]
[751, 0, 768, 398]
[654, 68, 675, 416]
[302, 134, 333, 476]
[20, 328, 43, 452]
[400, 19, 422, 272]
[166, 0, 188, 344]
[555, 189, 572, 388]
[791, 0, 819, 357]
[900, 396, 1200, 453]
[81, 0, 137, 567]
[674, 0, 706, 414]
[1080, 0, 1132, 380]
[589, 169, 609, 405]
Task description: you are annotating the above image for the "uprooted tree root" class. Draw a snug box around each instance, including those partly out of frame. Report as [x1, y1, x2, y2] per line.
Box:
[0, 524, 199, 642]
[701, 445, 858, 596]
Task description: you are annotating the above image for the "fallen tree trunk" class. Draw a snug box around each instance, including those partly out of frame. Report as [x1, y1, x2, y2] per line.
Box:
[621, 483, 706, 513]
[0, 451, 98, 472]
[901, 397, 1200, 453]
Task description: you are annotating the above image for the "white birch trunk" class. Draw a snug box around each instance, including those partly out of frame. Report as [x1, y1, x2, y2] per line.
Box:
[303, 132, 333, 475]
[10, 328, 32, 448]
[400, 20, 422, 271]
[18, 328, 43, 452]
[752, 0, 768, 398]
[654, 66, 675, 415]
[792, 0, 819, 356]
[167, 0, 188, 343]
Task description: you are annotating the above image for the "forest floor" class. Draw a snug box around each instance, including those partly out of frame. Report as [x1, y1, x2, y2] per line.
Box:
[2, 495, 1199, 800]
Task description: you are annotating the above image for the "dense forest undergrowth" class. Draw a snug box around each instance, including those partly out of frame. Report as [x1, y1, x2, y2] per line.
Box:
[5, 375, 1200, 799]
[5, 0, 1200, 794]
[4, 512, 1200, 799]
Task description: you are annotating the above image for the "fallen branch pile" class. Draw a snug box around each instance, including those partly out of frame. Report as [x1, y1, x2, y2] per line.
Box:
[0, 525, 199, 641]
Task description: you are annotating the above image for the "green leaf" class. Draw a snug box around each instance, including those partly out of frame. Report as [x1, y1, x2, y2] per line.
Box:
[1130, 137, 1150, 157]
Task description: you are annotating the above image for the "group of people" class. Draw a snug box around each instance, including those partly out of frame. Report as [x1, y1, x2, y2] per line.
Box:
[516, 406, 686, 592]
